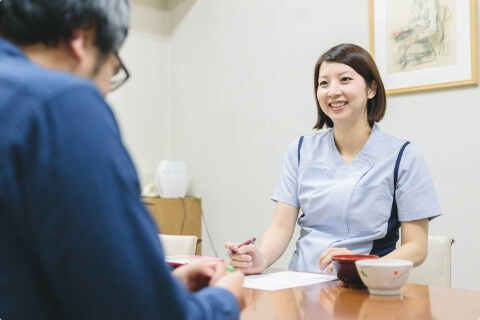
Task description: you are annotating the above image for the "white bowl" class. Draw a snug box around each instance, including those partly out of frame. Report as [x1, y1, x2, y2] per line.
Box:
[355, 259, 413, 296]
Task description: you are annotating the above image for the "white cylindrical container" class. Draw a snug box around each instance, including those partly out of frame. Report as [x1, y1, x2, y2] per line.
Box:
[155, 160, 188, 198]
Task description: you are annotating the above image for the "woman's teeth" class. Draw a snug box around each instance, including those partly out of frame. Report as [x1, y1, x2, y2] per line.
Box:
[331, 102, 347, 108]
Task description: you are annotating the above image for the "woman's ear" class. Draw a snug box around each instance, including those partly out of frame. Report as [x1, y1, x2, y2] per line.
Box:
[368, 80, 377, 99]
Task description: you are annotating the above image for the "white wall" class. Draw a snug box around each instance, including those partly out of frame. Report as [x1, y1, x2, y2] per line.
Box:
[108, 0, 171, 186]
[113, 0, 480, 291]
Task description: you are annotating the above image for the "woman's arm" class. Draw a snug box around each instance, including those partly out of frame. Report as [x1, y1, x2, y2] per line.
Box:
[260, 202, 299, 267]
[383, 218, 429, 267]
[225, 202, 299, 274]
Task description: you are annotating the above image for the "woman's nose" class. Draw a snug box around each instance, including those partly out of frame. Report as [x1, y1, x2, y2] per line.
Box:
[328, 83, 341, 97]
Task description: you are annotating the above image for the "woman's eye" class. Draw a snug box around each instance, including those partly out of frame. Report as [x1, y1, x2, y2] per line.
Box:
[341, 77, 352, 82]
[318, 81, 328, 87]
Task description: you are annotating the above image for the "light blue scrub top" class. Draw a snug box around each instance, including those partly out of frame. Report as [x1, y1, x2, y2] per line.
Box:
[272, 124, 442, 273]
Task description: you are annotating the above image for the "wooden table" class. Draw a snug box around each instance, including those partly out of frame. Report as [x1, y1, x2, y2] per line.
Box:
[240, 279, 480, 319]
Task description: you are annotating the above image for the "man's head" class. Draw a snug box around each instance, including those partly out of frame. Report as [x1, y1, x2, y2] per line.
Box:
[0, 0, 131, 94]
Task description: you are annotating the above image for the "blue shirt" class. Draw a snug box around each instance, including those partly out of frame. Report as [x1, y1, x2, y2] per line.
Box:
[0, 38, 239, 320]
[272, 124, 442, 273]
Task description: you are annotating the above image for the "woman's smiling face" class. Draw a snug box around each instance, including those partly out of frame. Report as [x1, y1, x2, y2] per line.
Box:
[316, 61, 376, 128]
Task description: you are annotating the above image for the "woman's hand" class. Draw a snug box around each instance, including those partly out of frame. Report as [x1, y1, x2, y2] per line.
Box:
[316, 248, 353, 274]
[172, 261, 226, 292]
[225, 202, 298, 275]
[225, 242, 268, 275]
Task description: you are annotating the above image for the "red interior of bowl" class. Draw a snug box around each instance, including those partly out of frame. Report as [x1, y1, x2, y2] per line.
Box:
[332, 254, 379, 262]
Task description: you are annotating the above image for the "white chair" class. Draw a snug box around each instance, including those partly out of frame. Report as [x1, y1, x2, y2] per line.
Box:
[408, 236, 454, 287]
[158, 234, 198, 256]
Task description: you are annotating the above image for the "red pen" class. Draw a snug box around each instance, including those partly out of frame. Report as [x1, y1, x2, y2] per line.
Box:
[227, 237, 256, 255]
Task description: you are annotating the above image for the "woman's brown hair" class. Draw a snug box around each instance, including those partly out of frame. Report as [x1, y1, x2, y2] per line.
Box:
[313, 43, 386, 129]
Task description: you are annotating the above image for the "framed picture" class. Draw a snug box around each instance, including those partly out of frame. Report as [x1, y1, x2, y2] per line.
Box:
[369, 0, 478, 95]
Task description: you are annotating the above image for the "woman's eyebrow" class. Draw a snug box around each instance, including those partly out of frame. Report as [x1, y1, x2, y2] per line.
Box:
[319, 70, 353, 78]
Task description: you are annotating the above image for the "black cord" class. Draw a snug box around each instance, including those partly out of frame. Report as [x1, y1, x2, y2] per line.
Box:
[179, 197, 187, 235]
[192, 197, 219, 257]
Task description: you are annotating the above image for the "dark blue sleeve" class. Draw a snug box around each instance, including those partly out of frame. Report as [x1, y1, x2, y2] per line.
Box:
[21, 86, 239, 320]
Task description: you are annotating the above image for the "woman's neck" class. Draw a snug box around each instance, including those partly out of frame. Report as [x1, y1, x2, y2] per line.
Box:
[333, 121, 372, 165]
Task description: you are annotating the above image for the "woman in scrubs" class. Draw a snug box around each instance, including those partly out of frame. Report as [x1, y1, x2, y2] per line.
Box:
[225, 43, 442, 275]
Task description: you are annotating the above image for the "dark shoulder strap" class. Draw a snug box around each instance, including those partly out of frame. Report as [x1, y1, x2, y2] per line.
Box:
[297, 136, 304, 164]
[370, 140, 411, 256]
[394, 141, 411, 191]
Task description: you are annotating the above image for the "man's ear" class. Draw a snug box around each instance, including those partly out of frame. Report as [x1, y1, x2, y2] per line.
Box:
[68, 27, 96, 61]
[368, 80, 377, 99]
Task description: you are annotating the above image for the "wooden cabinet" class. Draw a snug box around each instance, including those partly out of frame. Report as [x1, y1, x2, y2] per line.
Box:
[142, 197, 202, 255]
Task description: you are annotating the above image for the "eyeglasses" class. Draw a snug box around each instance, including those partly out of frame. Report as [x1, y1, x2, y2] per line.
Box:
[110, 51, 130, 91]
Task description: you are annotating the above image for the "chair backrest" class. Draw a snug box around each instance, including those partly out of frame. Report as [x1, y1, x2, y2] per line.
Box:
[158, 234, 198, 256]
[408, 236, 454, 287]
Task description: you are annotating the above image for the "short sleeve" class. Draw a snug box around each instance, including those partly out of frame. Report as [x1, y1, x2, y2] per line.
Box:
[395, 143, 442, 221]
[271, 137, 302, 208]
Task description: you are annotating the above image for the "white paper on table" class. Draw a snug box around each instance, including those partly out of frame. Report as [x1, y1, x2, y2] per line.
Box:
[243, 271, 338, 291]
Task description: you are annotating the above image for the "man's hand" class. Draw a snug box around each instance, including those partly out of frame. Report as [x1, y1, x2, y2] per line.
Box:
[172, 261, 246, 311]
[213, 269, 246, 310]
[172, 261, 226, 292]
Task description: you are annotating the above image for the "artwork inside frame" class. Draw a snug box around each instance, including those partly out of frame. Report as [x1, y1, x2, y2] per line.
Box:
[369, 0, 478, 95]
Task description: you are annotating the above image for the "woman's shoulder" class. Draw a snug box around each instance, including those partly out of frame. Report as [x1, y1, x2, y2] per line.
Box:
[374, 125, 409, 146]
[286, 130, 331, 148]
[284, 130, 332, 160]
[297, 129, 331, 143]
[373, 126, 424, 158]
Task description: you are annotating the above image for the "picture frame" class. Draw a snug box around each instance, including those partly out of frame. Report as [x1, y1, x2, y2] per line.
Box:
[369, 0, 478, 95]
